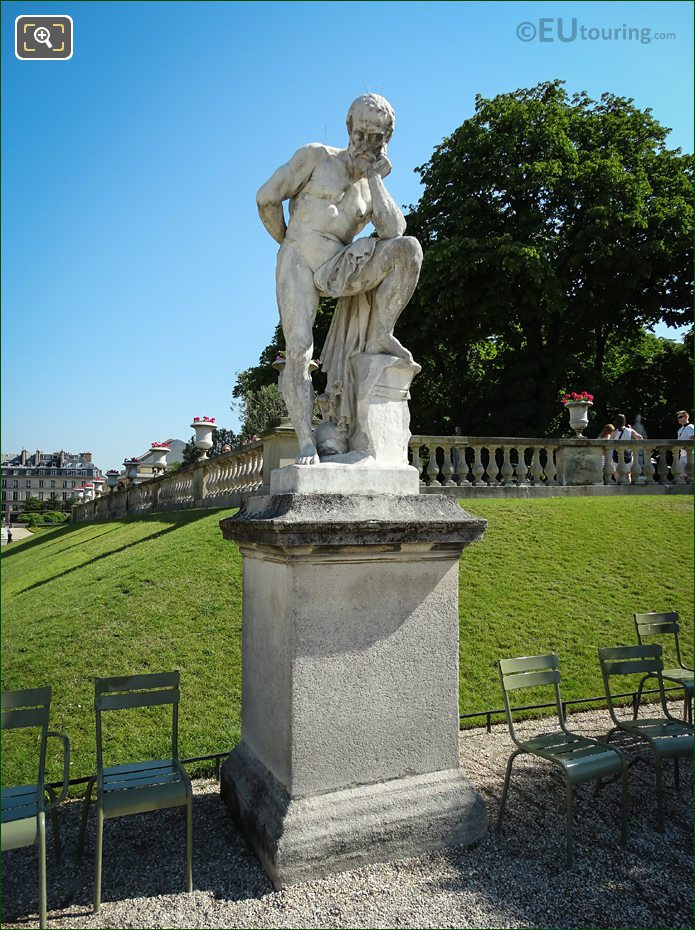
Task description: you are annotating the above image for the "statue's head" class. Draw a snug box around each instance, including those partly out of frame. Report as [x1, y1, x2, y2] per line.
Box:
[346, 94, 395, 141]
[346, 94, 395, 172]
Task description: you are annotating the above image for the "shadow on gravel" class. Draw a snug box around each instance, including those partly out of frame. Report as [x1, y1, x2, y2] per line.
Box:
[446, 725, 694, 930]
[2, 716, 693, 929]
[1, 785, 272, 926]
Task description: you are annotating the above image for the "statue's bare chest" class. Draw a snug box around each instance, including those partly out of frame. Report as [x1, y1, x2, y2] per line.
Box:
[302, 158, 370, 223]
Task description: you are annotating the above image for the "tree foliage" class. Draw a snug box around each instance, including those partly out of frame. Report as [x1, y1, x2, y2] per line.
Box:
[238, 82, 692, 439]
[403, 80, 693, 436]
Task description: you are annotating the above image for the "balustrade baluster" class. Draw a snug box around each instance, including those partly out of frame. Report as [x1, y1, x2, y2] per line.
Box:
[471, 445, 486, 486]
[655, 445, 671, 485]
[545, 446, 559, 484]
[615, 448, 631, 485]
[425, 445, 440, 486]
[528, 447, 543, 484]
[642, 448, 656, 484]
[440, 443, 456, 486]
[631, 446, 646, 485]
[515, 447, 530, 486]
[499, 446, 515, 486]
[457, 444, 472, 485]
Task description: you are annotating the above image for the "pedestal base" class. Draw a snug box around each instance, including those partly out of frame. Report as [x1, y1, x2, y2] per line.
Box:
[221, 741, 487, 889]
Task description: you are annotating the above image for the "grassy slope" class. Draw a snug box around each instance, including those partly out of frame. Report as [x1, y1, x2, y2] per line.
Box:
[458, 497, 693, 715]
[1, 498, 692, 785]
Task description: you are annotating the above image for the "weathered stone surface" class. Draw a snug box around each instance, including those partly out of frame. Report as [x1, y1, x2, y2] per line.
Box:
[257, 94, 422, 465]
[558, 442, 604, 486]
[221, 742, 487, 889]
[219, 492, 487, 886]
[220, 492, 486, 549]
[269, 461, 420, 496]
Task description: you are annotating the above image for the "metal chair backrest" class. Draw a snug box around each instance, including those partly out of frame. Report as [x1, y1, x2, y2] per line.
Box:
[634, 612, 687, 668]
[498, 654, 563, 743]
[1, 687, 52, 794]
[598, 644, 665, 722]
[94, 672, 180, 776]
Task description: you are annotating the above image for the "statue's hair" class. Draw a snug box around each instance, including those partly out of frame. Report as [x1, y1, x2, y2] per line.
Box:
[346, 94, 395, 141]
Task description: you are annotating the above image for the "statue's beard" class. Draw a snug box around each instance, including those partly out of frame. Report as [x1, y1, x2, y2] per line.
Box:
[348, 144, 385, 173]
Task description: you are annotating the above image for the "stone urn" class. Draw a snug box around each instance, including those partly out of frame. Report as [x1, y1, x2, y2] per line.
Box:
[565, 401, 593, 438]
[272, 357, 319, 396]
[149, 443, 170, 474]
[106, 470, 120, 492]
[190, 419, 216, 460]
[92, 476, 105, 496]
[123, 458, 140, 483]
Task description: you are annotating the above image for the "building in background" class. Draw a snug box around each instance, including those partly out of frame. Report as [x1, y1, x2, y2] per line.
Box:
[114, 438, 187, 489]
[1, 449, 103, 522]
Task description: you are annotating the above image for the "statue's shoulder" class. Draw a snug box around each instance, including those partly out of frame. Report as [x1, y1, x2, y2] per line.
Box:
[294, 142, 342, 161]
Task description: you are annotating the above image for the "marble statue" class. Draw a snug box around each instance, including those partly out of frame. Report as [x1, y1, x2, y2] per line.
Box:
[257, 94, 422, 465]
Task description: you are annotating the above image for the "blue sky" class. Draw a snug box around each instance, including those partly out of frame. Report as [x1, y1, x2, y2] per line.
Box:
[2, 0, 693, 471]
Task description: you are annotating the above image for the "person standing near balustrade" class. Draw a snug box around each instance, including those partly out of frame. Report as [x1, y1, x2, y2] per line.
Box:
[611, 414, 641, 482]
[676, 410, 693, 476]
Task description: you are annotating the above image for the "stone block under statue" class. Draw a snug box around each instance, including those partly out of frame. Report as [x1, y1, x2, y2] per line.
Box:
[219, 492, 488, 888]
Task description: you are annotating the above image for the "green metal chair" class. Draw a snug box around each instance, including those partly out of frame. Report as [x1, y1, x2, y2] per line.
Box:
[77, 671, 193, 912]
[1, 687, 70, 930]
[633, 612, 693, 723]
[598, 644, 693, 832]
[497, 654, 628, 867]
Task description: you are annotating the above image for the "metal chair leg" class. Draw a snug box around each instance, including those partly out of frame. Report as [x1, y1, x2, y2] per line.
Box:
[654, 758, 664, 833]
[77, 776, 96, 857]
[45, 785, 61, 862]
[38, 811, 47, 930]
[565, 781, 574, 868]
[94, 806, 104, 913]
[185, 792, 193, 893]
[496, 749, 521, 834]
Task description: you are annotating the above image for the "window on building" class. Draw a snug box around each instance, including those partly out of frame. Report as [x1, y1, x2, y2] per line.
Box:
[38, 492, 44, 501]
[13, 480, 19, 488]
[62, 481, 68, 488]
[50, 492, 56, 500]
[12, 492, 18, 500]
[50, 480, 56, 489]
[1, 491, 5, 501]
[26, 480, 31, 488]
[62, 492, 68, 500]
[70, 481, 76, 489]
[39, 480, 44, 488]
[50, 469, 57, 476]
[1, 480, 5, 488]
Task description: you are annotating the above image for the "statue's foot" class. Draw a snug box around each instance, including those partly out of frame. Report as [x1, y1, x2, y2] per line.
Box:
[296, 441, 320, 466]
[368, 332, 414, 364]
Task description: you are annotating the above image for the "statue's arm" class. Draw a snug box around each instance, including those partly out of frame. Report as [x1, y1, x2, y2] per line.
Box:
[256, 144, 325, 244]
[367, 162, 406, 240]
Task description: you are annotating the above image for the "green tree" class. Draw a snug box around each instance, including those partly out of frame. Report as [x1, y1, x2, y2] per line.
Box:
[404, 80, 693, 436]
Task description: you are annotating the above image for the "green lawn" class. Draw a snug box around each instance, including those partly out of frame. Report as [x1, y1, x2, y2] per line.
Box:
[458, 496, 693, 718]
[1, 497, 692, 787]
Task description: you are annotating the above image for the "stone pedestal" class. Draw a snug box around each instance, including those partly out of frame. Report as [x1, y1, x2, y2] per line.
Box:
[558, 442, 604, 486]
[219, 491, 488, 888]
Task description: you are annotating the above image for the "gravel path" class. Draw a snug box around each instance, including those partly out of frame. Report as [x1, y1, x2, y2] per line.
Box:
[2, 706, 692, 929]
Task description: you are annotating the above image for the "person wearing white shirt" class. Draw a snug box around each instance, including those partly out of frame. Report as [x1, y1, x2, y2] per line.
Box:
[676, 410, 694, 477]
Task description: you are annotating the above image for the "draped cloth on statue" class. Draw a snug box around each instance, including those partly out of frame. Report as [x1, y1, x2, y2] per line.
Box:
[313, 237, 379, 437]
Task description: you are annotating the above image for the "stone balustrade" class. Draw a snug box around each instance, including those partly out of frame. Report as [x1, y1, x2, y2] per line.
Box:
[72, 430, 692, 522]
[410, 436, 693, 493]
